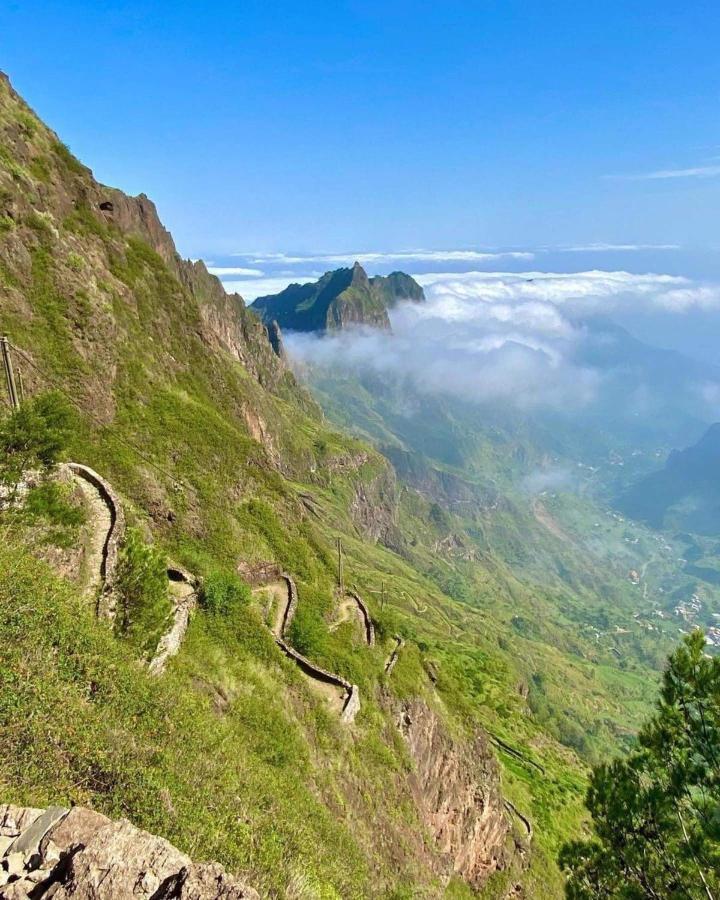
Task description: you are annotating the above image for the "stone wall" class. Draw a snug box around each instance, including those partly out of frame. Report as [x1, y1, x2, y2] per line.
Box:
[66, 463, 125, 620]
[275, 575, 360, 724]
[148, 566, 199, 676]
[348, 590, 375, 646]
[384, 636, 405, 675]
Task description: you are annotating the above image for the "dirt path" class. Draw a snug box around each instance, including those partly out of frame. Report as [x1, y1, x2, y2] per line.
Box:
[252, 580, 291, 637]
[63, 463, 125, 618]
[384, 636, 404, 675]
[148, 567, 198, 676]
[329, 591, 374, 646]
[72, 473, 113, 601]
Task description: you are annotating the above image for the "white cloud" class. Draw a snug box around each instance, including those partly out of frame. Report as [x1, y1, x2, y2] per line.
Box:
[559, 243, 680, 252]
[609, 164, 720, 180]
[208, 266, 264, 277]
[415, 270, 720, 313]
[235, 249, 535, 265]
[283, 268, 720, 413]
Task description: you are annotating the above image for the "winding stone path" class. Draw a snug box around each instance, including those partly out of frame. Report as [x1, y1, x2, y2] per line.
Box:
[256, 575, 361, 723]
[384, 635, 405, 676]
[148, 566, 199, 676]
[63, 463, 125, 620]
[504, 799, 533, 842]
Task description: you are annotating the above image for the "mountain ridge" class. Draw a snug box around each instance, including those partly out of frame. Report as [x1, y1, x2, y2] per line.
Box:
[251, 262, 425, 333]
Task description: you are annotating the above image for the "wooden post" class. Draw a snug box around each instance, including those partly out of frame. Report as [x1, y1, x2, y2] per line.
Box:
[1, 336, 19, 410]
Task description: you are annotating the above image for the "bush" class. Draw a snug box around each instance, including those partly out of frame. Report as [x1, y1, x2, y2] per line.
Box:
[0, 391, 74, 503]
[201, 570, 250, 616]
[114, 528, 170, 656]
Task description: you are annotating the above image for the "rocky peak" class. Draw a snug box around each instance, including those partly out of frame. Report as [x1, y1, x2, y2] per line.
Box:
[350, 259, 370, 287]
[251, 263, 424, 334]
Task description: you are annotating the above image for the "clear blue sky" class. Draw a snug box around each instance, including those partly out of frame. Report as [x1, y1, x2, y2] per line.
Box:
[2, 1, 720, 260]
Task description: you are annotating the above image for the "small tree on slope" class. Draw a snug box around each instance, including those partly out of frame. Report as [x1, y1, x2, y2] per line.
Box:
[560, 630, 720, 899]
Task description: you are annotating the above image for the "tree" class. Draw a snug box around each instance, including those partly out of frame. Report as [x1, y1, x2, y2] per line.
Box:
[560, 630, 720, 899]
[0, 391, 74, 504]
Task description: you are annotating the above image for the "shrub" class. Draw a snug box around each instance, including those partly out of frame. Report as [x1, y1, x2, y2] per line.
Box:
[114, 527, 170, 656]
[201, 570, 250, 616]
[0, 390, 74, 503]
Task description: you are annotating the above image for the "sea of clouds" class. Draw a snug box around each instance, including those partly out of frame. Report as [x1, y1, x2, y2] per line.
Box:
[284, 269, 720, 412]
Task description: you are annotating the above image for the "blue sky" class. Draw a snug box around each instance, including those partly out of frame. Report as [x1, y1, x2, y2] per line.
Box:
[3, 1, 720, 260]
[4, 1, 720, 366]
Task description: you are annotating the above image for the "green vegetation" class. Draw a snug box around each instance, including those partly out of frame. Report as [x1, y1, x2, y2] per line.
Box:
[200, 568, 251, 616]
[0, 390, 74, 501]
[0, 537, 370, 897]
[1, 68, 699, 898]
[561, 631, 720, 899]
[114, 527, 171, 658]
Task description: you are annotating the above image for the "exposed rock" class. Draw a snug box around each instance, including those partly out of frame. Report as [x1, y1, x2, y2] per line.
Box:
[349, 465, 402, 549]
[396, 699, 523, 890]
[251, 264, 425, 334]
[0, 804, 257, 899]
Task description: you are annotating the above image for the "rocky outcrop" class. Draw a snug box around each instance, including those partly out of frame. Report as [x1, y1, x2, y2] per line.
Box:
[252, 263, 426, 334]
[252, 262, 392, 333]
[396, 699, 522, 890]
[349, 465, 401, 549]
[0, 804, 258, 899]
[369, 271, 425, 308]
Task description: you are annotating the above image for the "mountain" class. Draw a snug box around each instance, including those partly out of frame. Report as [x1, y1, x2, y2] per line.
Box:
[618, 423, 720, 534]
[2, 69, 699, 898]
[570, 315, 720, 450]
[0, 70, 588, 897]
[251, 262, 424, 332]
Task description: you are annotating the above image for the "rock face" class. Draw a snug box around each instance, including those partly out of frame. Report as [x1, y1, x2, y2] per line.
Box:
[0, 804, 258, 899]
[369, 270, 425, 308]
[396, 700, 521, 890]
[0, 71, 288, 418]
[251, 262, 425, 333]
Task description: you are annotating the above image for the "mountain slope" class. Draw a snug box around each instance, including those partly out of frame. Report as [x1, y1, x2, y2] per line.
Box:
[251, 263, 424, 333]
[0, 71, 598, 898]
[619, 423, 720, 534]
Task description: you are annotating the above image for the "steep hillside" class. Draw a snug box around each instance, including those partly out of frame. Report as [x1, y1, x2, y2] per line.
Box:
[251, 263, 424, 333]
[0, 70, 597, 898]
[619, 423, 720, 534]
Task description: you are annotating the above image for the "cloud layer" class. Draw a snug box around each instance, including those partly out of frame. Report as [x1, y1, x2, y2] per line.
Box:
[285, 269, 720, 412]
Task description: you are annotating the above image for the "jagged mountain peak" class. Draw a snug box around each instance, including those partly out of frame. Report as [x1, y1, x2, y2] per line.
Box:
[251, 263, 424, 333]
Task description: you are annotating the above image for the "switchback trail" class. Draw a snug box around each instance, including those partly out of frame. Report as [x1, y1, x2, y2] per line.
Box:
[254, 575, 361, 723]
